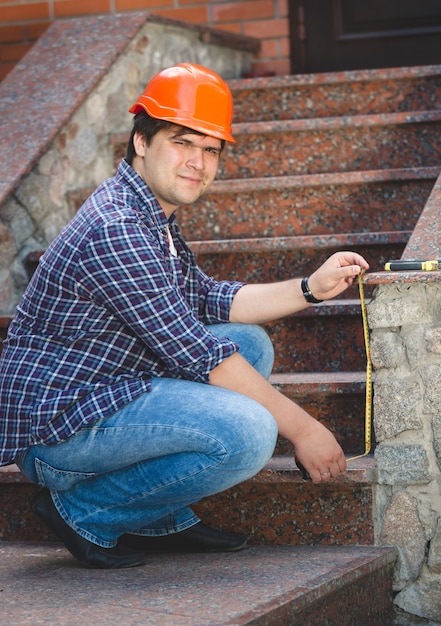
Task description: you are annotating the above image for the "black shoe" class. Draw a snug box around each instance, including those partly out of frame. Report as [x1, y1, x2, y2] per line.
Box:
[120, 522, 248, 554]
[32, 489, 145, 569]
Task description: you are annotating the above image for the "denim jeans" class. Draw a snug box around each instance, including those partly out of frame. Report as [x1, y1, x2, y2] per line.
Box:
[18, 323, 278, 547]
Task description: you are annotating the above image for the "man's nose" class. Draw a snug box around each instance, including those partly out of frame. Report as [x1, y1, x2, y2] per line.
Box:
[186, 147, 205, 169]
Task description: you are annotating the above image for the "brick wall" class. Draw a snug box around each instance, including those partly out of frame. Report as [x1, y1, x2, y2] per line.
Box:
[0, 0, 290, 81]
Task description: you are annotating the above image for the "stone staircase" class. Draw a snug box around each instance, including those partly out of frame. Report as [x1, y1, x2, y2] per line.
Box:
[2, 65, 441, 624]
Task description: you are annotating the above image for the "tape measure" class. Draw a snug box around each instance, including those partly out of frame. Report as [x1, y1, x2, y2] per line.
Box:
[296, 272, 373, 480]
[347, 272, 372, 462]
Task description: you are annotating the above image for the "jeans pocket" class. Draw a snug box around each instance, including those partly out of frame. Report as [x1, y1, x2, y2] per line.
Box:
[34, 458, 97, 491]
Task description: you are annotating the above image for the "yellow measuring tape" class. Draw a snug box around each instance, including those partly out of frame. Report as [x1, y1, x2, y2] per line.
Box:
[296, 273, 372, 480]
[347, 272, 372, 462]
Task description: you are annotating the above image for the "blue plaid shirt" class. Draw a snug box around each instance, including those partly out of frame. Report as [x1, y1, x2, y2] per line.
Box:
[0, 159, 244, 465]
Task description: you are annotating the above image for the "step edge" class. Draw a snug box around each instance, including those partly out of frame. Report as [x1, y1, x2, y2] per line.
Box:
[1, 454, 377, 486]
[222, 546, 397, 626]
[270, 370, 367, 387]
[228, 64, 441, 90]
[189, 230, 411, 253]
[232, 109, 441, 134]
[256, 454, 377, 484]
[65, 167, 440, 203]
[24, 231, 412, 262]
[206, 166, 441, 193]
[270, 370, 365, 380]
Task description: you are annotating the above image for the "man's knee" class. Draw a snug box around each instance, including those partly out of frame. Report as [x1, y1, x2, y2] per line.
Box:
[209, 323, 274, 378]
[240, 324, 274, 378]
[220, 399, 278, 476]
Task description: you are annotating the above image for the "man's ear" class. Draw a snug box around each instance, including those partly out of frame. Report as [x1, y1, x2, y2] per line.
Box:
[133, 132, 147, 157]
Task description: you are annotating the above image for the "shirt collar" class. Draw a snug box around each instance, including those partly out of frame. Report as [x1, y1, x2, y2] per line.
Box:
[117, 158, 171, 231]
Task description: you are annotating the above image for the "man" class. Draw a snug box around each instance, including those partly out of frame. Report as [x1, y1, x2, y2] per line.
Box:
[0, 63, 369, 569]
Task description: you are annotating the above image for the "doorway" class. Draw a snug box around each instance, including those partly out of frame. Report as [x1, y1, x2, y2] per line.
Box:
[289, 0, 441, 73]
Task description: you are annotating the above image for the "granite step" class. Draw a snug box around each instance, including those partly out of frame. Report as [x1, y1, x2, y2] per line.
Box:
[0, 455, 375, 546]
[178, 167, 439, 241]
[23, 229, 407, 290]
[0, 540, 397, 625]
[111, 111, 441, 181]
[67, 168, 437, 244]
[191, 230, 409, 280]
[217, 111, 441, 180]
[271, 371, 369, 455]
[266, 300, 367, 373]
[195, 455, 377, 547]
[229, 65, 441, 122]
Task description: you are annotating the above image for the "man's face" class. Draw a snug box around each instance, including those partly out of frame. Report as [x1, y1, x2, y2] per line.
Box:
[132, 127, 222, 217]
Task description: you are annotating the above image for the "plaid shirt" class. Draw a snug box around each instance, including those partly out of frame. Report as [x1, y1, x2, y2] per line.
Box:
[0, 159, 244, 465]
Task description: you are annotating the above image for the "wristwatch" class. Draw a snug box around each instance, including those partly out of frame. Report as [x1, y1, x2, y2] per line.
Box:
[301, 277, 323, 304]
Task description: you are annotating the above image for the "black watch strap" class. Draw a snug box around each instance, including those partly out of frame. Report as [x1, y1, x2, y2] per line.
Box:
[301, 277, 323, 304]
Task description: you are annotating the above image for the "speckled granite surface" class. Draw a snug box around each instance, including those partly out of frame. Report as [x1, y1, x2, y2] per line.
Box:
[0, 13, 147, 207]
[228, 65, 441, 122]
[217, 111, 441, 181]
[366, 171, 441, 286]
[0, 542, 396, 625]
[0, 456, 376, 545]
[0, 12, 257, 210]
[180, 167, 439, 241]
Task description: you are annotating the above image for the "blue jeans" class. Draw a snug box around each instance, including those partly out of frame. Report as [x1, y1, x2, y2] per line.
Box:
[18, 324, 278, 548]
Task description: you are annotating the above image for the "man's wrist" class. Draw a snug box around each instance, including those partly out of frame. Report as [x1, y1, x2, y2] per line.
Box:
[301, 276, 323, 304]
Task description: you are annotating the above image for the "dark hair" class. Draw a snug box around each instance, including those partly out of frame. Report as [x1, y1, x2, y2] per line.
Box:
[126, 112, 173, 165]
[126, 110, 225, 165]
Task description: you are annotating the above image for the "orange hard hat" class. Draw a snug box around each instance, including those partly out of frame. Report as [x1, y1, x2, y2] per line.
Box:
[129, 63, 235, 143]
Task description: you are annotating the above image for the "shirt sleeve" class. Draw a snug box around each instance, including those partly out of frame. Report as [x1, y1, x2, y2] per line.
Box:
[195, 265, 245, 325]
[74, 219, 239, 383]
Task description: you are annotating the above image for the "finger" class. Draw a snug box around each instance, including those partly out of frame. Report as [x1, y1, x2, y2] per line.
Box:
[337, 264, 363, 278]
[338, 456, 347, 473]
[329, 458, 346, 479]
[336, 252, 370, 271]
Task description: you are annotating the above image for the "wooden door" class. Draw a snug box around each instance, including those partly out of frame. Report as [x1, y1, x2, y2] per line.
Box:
[289, 0, 441, 73]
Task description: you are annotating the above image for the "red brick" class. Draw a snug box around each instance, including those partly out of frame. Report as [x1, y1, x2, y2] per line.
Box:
[115, 0, 172, 10]
[213, 1, 274, 23]
[54, 0, 111, 18]
[213, 22, 242, 35]
[278, 0, 288, 18]
[0, 25, 25, 44]
[244, 17, 288, 39]
[259, 38, 278, 58]
[26, 21, 50, 40]
[251, 57, 290, 76]
[0, 3, 49, 22]
[0, 21, 48, 47]
[0, 0, 291, 79]
[155, 7, 209, 25]
[0, 41, 33, 62]
[0, 62, 15, 81]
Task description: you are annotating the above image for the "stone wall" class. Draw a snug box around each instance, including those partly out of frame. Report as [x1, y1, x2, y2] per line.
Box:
[368, 278, 441, 623]
[0, 14, 256, 314]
